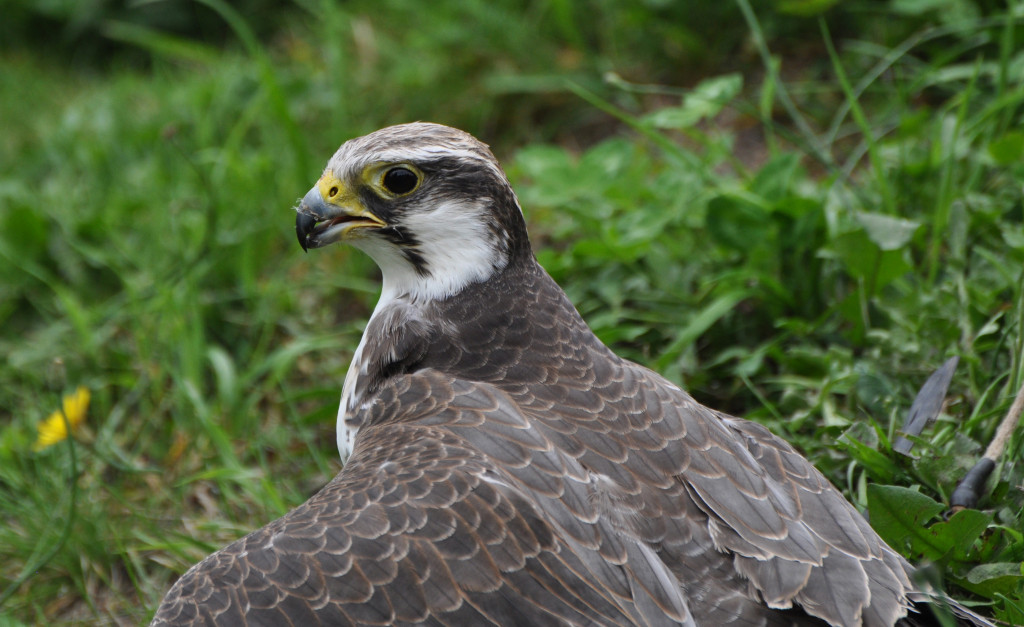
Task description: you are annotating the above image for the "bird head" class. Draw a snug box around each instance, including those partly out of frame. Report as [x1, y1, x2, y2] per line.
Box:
[295, 123, 531, 302]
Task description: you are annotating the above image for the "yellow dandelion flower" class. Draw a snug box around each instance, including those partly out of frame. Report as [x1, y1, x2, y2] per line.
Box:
[33, 386, 90, 451]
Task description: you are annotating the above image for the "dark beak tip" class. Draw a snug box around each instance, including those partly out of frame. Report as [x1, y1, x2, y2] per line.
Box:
[295, 211, 317, 252]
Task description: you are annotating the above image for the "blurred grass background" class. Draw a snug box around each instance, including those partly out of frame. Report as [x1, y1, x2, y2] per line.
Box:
[1, 0, 1023, 624]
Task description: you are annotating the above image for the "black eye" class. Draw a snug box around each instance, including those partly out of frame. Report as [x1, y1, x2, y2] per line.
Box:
[382, 167, 419, 195]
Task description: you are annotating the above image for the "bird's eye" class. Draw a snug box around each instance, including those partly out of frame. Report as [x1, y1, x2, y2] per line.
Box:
[382, 167, 419, 195]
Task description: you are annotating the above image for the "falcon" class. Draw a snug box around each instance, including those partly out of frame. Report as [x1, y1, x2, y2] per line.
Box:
[152, 123, 990, 626]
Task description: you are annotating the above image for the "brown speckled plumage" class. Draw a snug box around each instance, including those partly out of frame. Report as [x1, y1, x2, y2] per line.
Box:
[152, 124, 990, 627]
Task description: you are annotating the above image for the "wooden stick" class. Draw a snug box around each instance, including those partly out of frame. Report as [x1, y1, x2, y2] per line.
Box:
[984, 381, 1024, 460]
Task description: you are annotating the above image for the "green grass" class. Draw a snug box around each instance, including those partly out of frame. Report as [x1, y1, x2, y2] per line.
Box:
[1, 1, 1023, 624]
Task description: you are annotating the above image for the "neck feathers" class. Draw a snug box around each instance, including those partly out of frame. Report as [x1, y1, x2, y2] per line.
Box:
[336, 256, 604, 458]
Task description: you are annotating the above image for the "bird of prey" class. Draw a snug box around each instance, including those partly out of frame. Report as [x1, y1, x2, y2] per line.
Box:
[152, 123, 991, 627]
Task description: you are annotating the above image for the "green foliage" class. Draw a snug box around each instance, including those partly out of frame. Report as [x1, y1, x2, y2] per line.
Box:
[1, 0, 1022, 623]
[868, 485, 1024, 623]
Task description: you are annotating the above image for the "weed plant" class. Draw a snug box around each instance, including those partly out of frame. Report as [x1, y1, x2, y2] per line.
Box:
[1, 0, 1022, 624]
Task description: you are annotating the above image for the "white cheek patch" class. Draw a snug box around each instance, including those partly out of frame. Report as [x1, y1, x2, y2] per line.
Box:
[404, 199, 506, 283]
[352, 199, 508, 304]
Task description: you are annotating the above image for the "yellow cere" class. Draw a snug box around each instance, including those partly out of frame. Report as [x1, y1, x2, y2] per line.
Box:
[33, 386, 90, 451]
[317, 171, 349, 204]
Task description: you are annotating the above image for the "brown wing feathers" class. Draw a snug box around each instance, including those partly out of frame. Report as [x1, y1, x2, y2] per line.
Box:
[154, 378, 693, 626]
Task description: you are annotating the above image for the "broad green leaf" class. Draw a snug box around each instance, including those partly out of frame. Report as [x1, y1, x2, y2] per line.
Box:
[643, 74, 742, 130]
[966, 562, 1023, 583]
[926, 509, 993, 561]
[751, 153, 800, 203]
[830, 228, 913, 290]
[854, 212, 920, 251]
[870, 491, 990, 563]
[965, 563, 1024, 598]
[1003, 227, 1024, 252]
[988, 132, 1024, 165]
[867, 485, 945, 558]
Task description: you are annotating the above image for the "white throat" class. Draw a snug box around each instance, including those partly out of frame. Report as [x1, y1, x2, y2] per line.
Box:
[355, 199, 508, 304]
[336, 198, 508, 460]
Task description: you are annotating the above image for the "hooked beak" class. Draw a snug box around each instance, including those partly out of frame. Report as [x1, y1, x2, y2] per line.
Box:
[295, 172, 386, 252]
